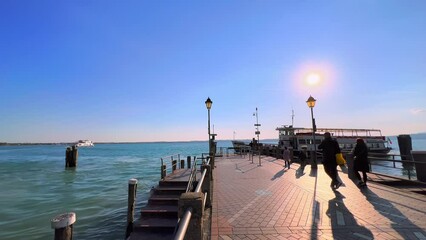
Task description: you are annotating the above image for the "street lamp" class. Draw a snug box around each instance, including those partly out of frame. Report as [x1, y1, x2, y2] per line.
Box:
[306, 96, 318, 169]
[205, 97, 216, 165]
[205, 97, 212, 137]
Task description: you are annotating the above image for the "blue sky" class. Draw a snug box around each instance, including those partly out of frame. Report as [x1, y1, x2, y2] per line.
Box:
[1, 0, 425, 143]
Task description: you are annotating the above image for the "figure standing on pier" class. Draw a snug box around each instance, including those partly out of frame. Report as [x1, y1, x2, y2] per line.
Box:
[318, 132, 343, 189]
[352, 138, 369, 187]
[298, 147, 307, 172]
[283, 147, 291, 169]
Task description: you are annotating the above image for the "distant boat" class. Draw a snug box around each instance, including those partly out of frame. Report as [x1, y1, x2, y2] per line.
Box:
[75, 140, 94, 147]
[231, 140, 250, 153]
[276, 125, 391, 153]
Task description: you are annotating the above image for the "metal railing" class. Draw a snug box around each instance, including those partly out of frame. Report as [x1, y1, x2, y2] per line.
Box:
[160, 154, 181, 180]
[185, 156, 200, 193]
[365, 153, 419, 180]
[174, 157, 211, 240]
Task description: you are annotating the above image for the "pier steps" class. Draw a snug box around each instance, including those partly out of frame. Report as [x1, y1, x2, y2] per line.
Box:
[129, 170, 199, 240]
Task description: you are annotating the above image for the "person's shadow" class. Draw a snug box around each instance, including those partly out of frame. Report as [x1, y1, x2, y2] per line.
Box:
[271, 168, 285, 180]
[295, 165, 306, 178]
[326, 191, 374, 240]
[360, 187, 426, 238]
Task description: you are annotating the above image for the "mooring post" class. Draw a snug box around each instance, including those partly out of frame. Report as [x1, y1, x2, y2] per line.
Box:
[187, 156, 191, 169]
[397, 135, 412, 161]
[51, 212, 76, 240]
[65, 147, 72, 168]
[180, 159, 185, 169]
[161, 164, 166, 179]
[172, 160, 177, 172]
[65, 146, 78, 168]
[125, 178, 138, 238]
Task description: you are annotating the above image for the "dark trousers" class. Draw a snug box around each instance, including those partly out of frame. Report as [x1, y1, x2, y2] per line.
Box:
[323, 163, 338, 184]
[355, 170, 367, 183]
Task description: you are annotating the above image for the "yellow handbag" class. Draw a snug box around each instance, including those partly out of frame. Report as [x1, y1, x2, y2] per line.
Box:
[336, 153, 346, 165]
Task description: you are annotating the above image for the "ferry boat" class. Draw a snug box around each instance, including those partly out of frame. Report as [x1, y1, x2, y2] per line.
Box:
[231, 140, 250, 153]
[75, 140, 94, 147]
[276, 125, 391, 153]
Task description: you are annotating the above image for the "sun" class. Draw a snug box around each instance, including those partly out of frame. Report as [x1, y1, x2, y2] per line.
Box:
[306, 73, 321, 86]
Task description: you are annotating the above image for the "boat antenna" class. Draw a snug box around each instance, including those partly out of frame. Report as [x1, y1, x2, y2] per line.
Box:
[291, 108, 295, 127]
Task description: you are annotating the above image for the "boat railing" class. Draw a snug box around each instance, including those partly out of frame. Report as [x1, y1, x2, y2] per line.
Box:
[174, 156, 211, 240]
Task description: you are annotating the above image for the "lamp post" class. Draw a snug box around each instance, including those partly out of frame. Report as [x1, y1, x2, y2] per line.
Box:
[205, 97, 212, 137]
[306, 96, 318, 169]
[205, 97, 213, 162]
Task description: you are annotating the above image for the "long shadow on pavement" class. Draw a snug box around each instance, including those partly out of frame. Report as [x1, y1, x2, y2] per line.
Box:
[327, 191, 374, 240]
[271, 168, 286, 180]
[360, 187, 426, 239]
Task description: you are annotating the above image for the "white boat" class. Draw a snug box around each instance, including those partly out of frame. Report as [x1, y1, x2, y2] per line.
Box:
[276, 125, 391, 153]
[75, 140, 94, 147]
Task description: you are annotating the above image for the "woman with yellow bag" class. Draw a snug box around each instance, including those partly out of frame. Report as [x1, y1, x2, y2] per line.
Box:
[352, 138, 369, 187]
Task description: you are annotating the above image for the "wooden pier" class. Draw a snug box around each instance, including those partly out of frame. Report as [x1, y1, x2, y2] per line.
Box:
[128, 168, 202, 240]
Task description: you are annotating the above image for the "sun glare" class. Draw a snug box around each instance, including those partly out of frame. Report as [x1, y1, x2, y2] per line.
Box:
[306, 73, 321, 86]
[290, 61, 338, 99]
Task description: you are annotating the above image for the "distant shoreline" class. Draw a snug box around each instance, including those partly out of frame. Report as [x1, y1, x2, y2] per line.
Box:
[1, 133, 425, 147]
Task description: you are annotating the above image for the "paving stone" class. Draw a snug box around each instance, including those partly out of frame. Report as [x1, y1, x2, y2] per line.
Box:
[211, 155, 426, 239]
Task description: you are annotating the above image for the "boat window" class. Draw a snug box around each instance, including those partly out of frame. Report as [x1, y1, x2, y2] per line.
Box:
[316, 139, 321, 144]
[299, 139, 306, 144]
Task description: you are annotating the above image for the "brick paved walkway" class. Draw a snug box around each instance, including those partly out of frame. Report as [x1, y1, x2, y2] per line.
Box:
[211, 155, 426, 240]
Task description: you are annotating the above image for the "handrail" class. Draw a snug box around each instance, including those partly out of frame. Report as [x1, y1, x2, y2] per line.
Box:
[185, 156, 198, 193]
[174, 156, 211, 240]
[194, 165, 208, 193]
[174, 207, 193, 240]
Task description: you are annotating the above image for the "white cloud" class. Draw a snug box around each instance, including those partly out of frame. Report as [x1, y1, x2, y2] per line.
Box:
[410, 108, 426, 115]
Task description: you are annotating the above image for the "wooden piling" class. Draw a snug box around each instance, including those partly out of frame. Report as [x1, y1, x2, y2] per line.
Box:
[397, 135, 412, 161]
[161, 164, 166, 179]
[51, 212, 76, 240]
[125, 178, 138, 238]
[180, 159, 185, 169]
[172, 160, 177, 171]
[187, 156, 191, 169]
[65, 146, 78, 168]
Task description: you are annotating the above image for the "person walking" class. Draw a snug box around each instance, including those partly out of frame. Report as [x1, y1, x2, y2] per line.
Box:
[298, 147, 307, 173]
[283, 147, 291, 169]
[352, 138, 369, 187]
[318, 132, 342, 189]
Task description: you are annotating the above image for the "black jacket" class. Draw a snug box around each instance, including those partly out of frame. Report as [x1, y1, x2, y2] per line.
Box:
[318, 138, 341, 166]
[353, 142, 369, 172]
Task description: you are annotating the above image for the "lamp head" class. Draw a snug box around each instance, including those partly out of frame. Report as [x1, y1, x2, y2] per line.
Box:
[306, 95, 316, 108]
[205, 97, 212, 110]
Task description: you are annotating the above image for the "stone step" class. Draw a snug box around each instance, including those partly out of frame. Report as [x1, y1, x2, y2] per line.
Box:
[132, 216, 177, 232]
[148, 194, 180, 205]
[158, 180, 190, 187]
[141, 205, 178, 218]
[153, 186, 187, 195]
[128, 230, 174, 240]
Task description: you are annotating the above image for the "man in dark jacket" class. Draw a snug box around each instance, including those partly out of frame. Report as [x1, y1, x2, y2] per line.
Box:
[318, 132, 342, 189]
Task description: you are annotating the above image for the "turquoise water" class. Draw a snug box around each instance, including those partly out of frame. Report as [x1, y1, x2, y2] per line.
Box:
[0, 137, 425, 239]
[0, 141, 217, 240]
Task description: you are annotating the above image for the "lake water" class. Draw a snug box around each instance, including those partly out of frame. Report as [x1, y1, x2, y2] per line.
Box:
[0, 137, 424, 240]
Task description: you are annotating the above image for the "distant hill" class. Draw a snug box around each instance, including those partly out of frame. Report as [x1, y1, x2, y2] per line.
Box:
[411, 132, 426, 139]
